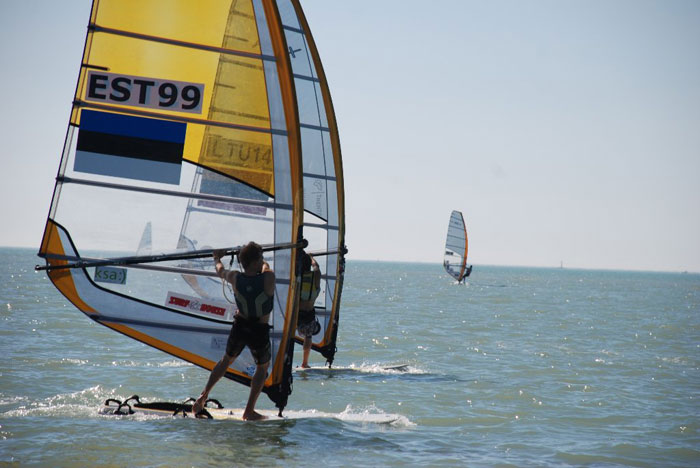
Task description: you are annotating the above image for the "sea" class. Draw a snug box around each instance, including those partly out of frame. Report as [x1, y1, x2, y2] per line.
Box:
[1, 246, 698, 467]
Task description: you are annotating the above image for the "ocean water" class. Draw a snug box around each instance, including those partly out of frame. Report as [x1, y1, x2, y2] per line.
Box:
[1, 246, 698, 467]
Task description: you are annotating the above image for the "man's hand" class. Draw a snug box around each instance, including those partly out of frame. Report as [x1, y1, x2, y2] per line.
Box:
[212, 249, 227, 261]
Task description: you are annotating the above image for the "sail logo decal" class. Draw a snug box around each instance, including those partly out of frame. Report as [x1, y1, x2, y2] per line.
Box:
[74, 109, 185, 184]
[94, 266, 127, 285]
[165, 291, 233, 320]
[85, 71, 204, 114]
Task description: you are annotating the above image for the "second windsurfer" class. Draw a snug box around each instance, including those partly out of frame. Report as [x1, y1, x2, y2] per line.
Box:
[296, 251, 321, 368]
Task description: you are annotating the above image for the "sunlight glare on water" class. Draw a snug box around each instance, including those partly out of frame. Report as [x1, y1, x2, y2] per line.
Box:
[1, 248, 699, 467]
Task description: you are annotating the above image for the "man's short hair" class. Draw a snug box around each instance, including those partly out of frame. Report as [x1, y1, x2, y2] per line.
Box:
[239, 242, 263, 269]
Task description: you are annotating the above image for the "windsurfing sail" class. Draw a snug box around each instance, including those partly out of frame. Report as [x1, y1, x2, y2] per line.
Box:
[282, 1, 346, 366]
[443, 210, 470, 282]
[36, 0, 318, 413]
[173, 1, 346, 366]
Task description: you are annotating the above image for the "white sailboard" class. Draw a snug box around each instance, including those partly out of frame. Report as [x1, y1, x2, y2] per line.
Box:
[100, 397, 401, 424]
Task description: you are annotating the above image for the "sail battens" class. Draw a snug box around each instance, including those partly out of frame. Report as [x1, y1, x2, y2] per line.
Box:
[81, 62, 110, 71]
[74, 100, 288, 136]
[57, 176, 291, 210]
[282, 24, 305, 34]
[303, 172, 336, 181]
[98, 315, 285, 342]
[303, 222, 339, 231]
[187, 206, 275, 222]
[299, 122, 330, 132]
[89, 24, 278, 62]
[41, 253, 221, 277]
[95, 315, 230, 333]
[293, 73, 320, 83]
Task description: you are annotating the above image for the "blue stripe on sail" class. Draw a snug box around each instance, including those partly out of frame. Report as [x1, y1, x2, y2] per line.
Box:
[80, 109, 186, 143]
[74, 150, 181, 185]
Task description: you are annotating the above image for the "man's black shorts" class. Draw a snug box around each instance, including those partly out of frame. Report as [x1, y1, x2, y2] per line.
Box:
[226, 317, 271, 365]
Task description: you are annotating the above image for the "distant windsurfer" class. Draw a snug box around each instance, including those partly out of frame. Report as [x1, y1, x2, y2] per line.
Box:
[192, 242, 274, 421]
[459, 265, 473, 284]
[297, 251, 321, 368]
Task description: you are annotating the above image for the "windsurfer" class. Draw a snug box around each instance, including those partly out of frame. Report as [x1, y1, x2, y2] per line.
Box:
[192, 242, 275, 421]
[460, 265, 473, 283]
[297, 251, 321, 368]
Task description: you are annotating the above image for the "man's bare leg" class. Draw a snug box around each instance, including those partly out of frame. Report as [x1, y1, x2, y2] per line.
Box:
[242, 361, 269, 421]
[192, 353, 235, 416]
[301, 336, 312, 368]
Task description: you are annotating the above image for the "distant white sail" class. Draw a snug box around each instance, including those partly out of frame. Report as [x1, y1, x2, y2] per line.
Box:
[443, 210, 470, 281]
[135, 222, 152, 256]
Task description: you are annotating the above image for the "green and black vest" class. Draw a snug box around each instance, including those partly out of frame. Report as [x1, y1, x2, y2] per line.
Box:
[299, 270, 321, 304]
[234, 273, 273, 321]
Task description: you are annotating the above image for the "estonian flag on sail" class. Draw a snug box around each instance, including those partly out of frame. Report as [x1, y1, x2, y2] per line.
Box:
[74, 110, 186, 185]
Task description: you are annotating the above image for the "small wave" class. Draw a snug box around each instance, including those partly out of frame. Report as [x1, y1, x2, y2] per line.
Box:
[109, 360, 193, 368]
[1, 386, 118, 419]
[335, 404, 414, 427]
[347, 362, 426, 375]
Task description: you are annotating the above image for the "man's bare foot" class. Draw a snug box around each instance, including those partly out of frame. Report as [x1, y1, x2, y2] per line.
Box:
[300, 363, 311, 368]
[192, 394, 207, 417]
[242, 410, 267, 421]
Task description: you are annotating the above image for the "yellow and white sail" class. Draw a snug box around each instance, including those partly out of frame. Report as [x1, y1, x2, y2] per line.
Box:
[36, 0, 345, 413]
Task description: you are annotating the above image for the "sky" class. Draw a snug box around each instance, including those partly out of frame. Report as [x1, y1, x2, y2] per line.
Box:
[1, 0, 699, 272]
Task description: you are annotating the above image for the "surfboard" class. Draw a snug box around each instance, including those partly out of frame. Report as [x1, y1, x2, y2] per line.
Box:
[294, 364, 410, 373]
[203, 408, 400, 423]
[100, 398, 401, 424]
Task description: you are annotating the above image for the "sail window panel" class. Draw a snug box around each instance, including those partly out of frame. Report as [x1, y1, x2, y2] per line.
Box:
[300, 127, 327, 176]
[252, 0, 274, 57]
[81, 33, 271, 130]
[272, 199, 293, 272]
[325, 179, 339, 225]
[50, 180, 220, 255]
[295, 78, 322, 127]
[277, 0, 302, 30]
[325, 230, 340, 282]
[303, 175, 328, 221]
[314, 82, 329, 128]
[180, 197, 275, 255]
[86, 264, 224, 318]
[323, 278, 336, 322]
[283, 29, 313, 77]
[302, 218, 329, 251]
[262, 59, 287, 132]
[271, 248, 292, 329]
[94, 0, 262, 56]
[321, 131, 336, 181]
[271, 132, 292, 205]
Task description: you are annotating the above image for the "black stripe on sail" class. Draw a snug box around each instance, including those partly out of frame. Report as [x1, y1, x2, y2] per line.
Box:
[77, 130, 183, 164]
